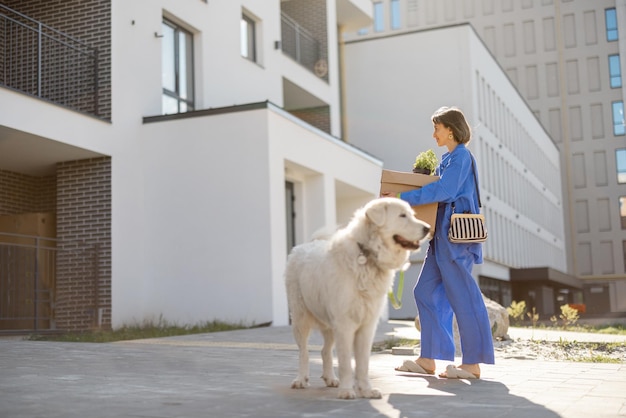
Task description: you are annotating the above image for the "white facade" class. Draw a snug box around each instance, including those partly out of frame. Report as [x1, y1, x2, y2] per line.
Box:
[0, 0, 383, 329]
[345, 0, 626, 315]
[343, 24, 566, 317]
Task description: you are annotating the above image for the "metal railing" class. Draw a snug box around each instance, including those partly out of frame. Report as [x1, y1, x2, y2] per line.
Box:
[0, 4, 99, 116]
[281, 12, 323, 77]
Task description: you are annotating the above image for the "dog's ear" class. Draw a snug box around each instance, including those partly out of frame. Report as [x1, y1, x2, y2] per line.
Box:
[366, 201, 387, 226]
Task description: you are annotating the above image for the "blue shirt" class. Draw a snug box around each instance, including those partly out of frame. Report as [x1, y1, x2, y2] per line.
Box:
[399, 144, 483, 264]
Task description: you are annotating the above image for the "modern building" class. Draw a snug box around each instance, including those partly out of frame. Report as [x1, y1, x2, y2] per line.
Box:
[0, 0, 382, 332]
[343, 22, 573, 319]
[344, 0, 626, 317]
[0, 0, 611, 333]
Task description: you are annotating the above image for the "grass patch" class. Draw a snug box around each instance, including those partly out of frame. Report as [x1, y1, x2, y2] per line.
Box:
[28, 319, 251, 343]
[372, 337, 420, 352]
[517, 323, 626, 335]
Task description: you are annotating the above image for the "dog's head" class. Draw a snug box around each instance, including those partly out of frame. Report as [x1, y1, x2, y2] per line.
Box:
[365, 197, 431, 251]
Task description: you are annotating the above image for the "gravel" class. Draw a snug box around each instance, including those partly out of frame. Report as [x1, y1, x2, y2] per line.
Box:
[494, 337, 626, 362]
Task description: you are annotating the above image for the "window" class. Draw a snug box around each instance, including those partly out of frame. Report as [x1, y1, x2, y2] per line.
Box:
[241, 14, 256, 62]
[373, 2, 384, 32]
[613, 101, 625, 136]
[606, 8, 618, 41]
[161, 19, 194, 115]
[390, 0, 401, 30]
[617, 149, 626, 184]
[609, 54, 622, 88]
[620, 197, 626, 229]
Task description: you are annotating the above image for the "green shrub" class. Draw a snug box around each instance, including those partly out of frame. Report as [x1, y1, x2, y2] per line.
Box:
[507, 300, 527, 326]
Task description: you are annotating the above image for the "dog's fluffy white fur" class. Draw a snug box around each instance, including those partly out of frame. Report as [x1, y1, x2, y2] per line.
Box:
[285, 197, 431, 399]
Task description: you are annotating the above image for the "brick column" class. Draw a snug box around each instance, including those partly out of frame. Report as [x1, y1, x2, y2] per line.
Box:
[55, 157, 111, 331]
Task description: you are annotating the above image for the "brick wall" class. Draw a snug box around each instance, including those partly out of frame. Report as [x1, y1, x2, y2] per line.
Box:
[0, 169, 56, 214]
[2, 0, 111, 120]
[55, 157, 111, 331]
[290, 106, 331, 134]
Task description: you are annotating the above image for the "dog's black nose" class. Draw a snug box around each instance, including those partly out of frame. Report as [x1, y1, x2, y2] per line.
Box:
[423, 226, 431, 235]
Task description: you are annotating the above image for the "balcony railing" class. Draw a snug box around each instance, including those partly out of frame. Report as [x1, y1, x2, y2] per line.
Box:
[281, 12, 326, 79]
[0, 4, 100, 116]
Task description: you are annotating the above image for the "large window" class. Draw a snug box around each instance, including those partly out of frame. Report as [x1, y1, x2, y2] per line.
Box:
[390, 0, 401, 30]
[616, 149, 626, 184]
[609, 54, 622, 88]
[606, 8, 618, 41]
[241, 13, 256, 62]
[161, 20, 194, 115]
[613, 101, 625, 136]
[373, 2, 384, 32]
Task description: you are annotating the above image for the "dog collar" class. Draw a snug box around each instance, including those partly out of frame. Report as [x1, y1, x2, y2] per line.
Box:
[357, 242, 370, 265]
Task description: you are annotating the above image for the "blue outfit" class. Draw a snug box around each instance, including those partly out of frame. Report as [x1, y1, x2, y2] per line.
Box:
[399, 144, 494, 364]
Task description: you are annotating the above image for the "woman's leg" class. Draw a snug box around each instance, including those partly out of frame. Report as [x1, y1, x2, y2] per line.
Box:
[414, 250, 455, 362]
[440, 254, 494, 365]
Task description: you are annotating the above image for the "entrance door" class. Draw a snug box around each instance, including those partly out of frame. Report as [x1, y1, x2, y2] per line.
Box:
[285, 181, 296, 254]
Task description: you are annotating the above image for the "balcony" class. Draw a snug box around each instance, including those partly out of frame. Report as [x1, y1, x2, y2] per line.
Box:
[0, 4, 100, 117]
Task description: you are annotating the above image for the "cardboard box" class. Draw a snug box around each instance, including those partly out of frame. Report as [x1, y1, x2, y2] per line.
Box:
[380, 170, 439, 231]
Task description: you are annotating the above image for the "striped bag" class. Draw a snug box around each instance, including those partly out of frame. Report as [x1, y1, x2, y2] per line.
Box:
[448, 213, 487, 243]
[448, 154, 487, 243]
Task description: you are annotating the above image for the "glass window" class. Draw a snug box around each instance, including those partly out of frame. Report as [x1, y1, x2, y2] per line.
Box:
[390, 0, 401, 30]
[161, 19, 194, 115]
[609, 54, 622, 88]
[617, 149, 626, 184]
[613, 101, 625, 136]
[374, 2, 384, 32]
[606, 8, 618, 41]
[620, 197, 626, 229]
[241, 14, 256, 62]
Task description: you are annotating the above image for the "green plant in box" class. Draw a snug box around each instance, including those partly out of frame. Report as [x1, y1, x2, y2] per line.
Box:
[412, 149, 438, 175]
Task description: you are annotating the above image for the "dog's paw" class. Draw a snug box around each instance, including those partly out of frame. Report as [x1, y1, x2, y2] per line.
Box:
[337, 388, 357, 400]
[290, 377, 309, 389]
[358, 387, 382, 399]
[321, 374, 339, 387]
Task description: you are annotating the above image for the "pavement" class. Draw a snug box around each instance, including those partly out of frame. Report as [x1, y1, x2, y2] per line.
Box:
[0, 320, 625, 418]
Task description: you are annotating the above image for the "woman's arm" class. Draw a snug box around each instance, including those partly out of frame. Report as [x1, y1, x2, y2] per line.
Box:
[399, 150, 472, 206]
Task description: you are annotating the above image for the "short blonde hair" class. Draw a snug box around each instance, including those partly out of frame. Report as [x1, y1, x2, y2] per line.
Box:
[431, 106, 471, 144]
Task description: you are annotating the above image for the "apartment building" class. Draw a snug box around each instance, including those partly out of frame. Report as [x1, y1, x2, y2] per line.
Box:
[0, 0, 380, 332]
[344, 0, 626, 317]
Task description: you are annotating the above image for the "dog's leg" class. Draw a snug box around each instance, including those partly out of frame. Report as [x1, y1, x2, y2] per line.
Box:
[320, 328, 339, 387]
[353, 324, 382, 399]
[334, 326, 357, 399]
[290, 322, 311, 389]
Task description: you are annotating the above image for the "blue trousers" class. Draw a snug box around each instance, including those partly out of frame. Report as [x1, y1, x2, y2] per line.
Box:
[413, 243, 495, 364]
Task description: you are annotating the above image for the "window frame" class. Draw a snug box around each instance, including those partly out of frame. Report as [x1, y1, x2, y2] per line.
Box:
[606, 8, 618, 42]
[616, 149, 626, 184]
[612, 101, 625, 136]
[240, 13, 257, 62]
[609, 54, 622, 88]
[390, 0, 401, 30]
[373, 2, 384, 32]
[161, 19, 195, 115]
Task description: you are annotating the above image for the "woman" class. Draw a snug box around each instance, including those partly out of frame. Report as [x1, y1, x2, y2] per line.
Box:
[383, 106, 494, 379]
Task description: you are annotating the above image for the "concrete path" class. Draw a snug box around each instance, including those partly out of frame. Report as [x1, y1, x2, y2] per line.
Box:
[0, 321, 624, 418]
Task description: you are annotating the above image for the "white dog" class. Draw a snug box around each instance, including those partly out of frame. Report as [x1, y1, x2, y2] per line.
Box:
[285, 197, 431, 399]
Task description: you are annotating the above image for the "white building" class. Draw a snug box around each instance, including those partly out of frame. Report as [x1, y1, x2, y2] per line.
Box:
[343, 23, 572, 318]
[344, 0, 626, 317]
[0, 0, 606, 332]
[0, 0, 382, 331]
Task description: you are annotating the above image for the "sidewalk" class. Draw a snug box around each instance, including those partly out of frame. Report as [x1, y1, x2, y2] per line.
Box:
[0, 321, 624, 418]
